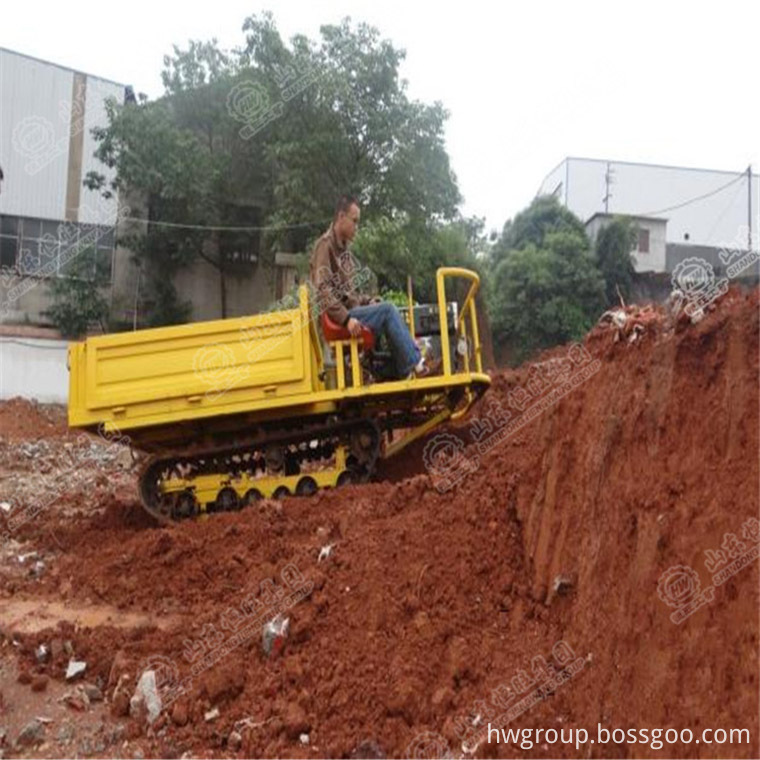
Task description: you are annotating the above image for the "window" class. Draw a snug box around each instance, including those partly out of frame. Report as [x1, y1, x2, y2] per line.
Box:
[637, 228, 650, 253]
[0, 215, 18, 269]
[0, 214, 115, 281]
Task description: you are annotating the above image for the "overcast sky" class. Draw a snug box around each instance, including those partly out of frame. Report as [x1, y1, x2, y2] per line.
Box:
[3, 0, 758, 233]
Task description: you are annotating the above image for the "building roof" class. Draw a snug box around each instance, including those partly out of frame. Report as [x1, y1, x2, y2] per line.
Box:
[0, 46, 126, 88]
[585, 211, 669, 226]
[562, 155, 757, 179]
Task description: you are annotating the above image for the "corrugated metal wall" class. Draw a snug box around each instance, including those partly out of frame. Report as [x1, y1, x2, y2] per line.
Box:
[80, 75, 124, 225]
[0, 48, 123, 224]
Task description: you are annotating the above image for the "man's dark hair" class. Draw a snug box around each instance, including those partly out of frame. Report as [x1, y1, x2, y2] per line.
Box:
[334, 195, 359, 220]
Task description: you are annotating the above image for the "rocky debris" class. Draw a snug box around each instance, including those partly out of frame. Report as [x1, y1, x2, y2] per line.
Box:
[597, 303, 663, 343]
[62, 685, 90, 711]
[65, 659, 87, 680]
[56, 723, 75, 744]
[110, 674, 132, 718]
[318, 543, 334, 562]
[262, 614, 289, 657]
[204, 707, 220, 722]
[83, 682, 103, 702]
[107, 649, 130, 689]
[130, 670, 162, 724]
[15, 719, 45, 747]
[35, 643, 49, 663]
[551, 573, 575, 599]
[299, 733, 310, 745]
[228, 730, 243, 751]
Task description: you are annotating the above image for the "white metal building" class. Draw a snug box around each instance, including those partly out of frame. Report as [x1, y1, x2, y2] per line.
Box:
[0, 47, 125, 323]
[0, 48, 126, 403]
[538, 158, 759, 272]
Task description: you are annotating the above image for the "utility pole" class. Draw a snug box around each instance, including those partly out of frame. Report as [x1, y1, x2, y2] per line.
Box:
[603, 162, 615, 214]
[748, 164, 753, 252]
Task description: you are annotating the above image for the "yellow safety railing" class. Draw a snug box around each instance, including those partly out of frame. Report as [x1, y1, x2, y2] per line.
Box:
[323, 267, 482, 390]
[435, 267, 483, 378]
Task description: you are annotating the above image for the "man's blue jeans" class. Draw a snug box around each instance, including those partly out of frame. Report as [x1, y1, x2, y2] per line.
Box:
[348, 302, 420, 378]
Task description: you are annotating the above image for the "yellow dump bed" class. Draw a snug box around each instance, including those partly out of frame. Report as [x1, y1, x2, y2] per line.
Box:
[68, 287, 322, 434]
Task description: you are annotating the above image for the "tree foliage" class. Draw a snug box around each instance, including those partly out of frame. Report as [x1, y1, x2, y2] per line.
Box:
[353, 215, 485, 303]
[594, 217, 637, 306]
[45, 249, 110, 338]
[491, 195, 587, 265]
[84, 13, 465, 325]
[489, 197, 605, 363]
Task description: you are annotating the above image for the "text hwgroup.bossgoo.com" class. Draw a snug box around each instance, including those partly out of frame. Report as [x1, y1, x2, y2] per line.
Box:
[487, 724, 751, 751]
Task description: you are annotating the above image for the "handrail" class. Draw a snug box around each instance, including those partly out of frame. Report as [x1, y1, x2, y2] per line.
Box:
[435, 268, 482, 377]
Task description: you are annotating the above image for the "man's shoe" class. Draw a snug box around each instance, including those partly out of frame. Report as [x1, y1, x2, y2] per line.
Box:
[414, 356, 443, 378]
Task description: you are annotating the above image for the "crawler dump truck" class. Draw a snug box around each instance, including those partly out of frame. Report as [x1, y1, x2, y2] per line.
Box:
[68, 267, 490, 522]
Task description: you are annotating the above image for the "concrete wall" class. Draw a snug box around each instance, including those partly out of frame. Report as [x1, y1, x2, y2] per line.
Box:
[666, 243, 760, 280]
[0, 335, 69, 404]
[172, 256, 277, 322]
[0, 47, 122, 223]
[634, 218, 668, 273]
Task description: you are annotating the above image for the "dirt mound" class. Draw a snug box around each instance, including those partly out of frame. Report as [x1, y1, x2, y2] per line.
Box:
[2, 288, 758, 758]
[0, 397, 68, 441]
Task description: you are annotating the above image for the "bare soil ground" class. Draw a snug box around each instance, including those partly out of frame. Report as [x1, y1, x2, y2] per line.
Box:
[0, 289, 757, 759]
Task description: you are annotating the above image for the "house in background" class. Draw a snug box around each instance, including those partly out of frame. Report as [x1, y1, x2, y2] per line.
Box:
[585, 213, 668, 273]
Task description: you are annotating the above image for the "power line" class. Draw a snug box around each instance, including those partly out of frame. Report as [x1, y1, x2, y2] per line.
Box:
[121, 215, 331, 232]
[635, 172, 746, 218]
[704, 178, 746, 243]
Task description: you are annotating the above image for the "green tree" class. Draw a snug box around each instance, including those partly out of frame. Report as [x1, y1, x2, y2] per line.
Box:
[45, 248, 110, 338]
[353, 214, 485, 302]
[489, 199, 605, 363]
[85, 14, 464, 326]
[491, 195, 587, 265]
[594, 217, 637, 306]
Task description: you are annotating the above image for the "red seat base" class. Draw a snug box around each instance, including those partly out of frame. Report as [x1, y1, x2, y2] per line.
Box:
[320, 312, 375, 351]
